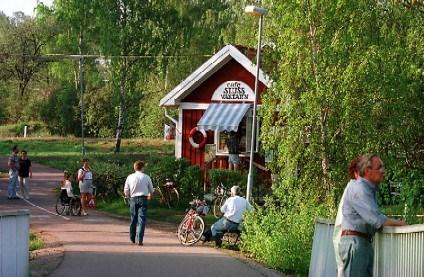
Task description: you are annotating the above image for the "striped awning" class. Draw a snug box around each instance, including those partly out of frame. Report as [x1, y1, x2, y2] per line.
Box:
[197, 103, 251, 132]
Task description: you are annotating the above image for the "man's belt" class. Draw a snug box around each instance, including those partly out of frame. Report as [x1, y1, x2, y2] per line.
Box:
[341, 229, 370, 240]
[131, 195, 148, 199]
[224, 217, 239, 225]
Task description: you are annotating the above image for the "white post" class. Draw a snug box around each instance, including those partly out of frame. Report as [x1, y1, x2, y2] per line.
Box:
[23, 125, 27, 138]
[245, 6, 266, 202]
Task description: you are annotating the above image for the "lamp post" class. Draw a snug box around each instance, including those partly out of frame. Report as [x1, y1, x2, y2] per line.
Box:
[79, 57, 86, 157]
[245, 5, 267, 203]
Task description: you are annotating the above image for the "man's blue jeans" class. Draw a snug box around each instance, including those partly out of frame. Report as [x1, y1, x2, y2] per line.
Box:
[211, 217, 239, 238]
[339, 235, 374, 277]
[8, 170, 18, 198]
[129, 196, 148, 243]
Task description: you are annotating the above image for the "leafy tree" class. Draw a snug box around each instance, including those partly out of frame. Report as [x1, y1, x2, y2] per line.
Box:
[242, 0, 424, 273]
[0, 14, 55, 96]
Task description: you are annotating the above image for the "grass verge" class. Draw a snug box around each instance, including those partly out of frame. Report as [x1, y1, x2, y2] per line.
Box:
[96, 198, 217, 226]
[29, 233, 44, 251]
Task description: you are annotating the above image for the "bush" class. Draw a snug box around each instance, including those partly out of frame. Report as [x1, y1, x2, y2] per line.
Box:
[241, 199, 327, 275]
[145, 157, 189, 185]
[178, 165, 203, 201]
[208, 169, 247, 194]
[29, 233, 44, 251]
[94, 162, 130, 199]
[399, 169, 424, 224]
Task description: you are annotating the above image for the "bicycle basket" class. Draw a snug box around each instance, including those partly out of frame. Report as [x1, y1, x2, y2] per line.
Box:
[214, 186, 224, 196]
[197, 205, 209, 216]
[189, 199, 209, 216]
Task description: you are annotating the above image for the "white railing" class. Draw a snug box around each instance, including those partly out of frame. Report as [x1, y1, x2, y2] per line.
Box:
[309, 218, 424, 277]
[0, 209, 30, 277]
[309, 218, 337, 277]
[374, 225, 424, 277]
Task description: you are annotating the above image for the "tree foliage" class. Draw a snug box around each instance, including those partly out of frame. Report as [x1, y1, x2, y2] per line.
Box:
[242, 0, 424, 273]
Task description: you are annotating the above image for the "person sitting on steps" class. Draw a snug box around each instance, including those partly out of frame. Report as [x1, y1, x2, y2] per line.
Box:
[202, 185, 253, 246]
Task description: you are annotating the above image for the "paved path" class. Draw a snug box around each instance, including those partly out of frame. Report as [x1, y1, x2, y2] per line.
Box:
[0, 157, 282, 277]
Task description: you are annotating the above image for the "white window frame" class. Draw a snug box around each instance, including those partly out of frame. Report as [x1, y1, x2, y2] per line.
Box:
[214, 108, 260, 156]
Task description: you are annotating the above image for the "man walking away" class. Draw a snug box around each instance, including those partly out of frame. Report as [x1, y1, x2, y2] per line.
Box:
[124, 160, 154, 246]
[7, 145, 20, 199]
[339, 154, 406, 277]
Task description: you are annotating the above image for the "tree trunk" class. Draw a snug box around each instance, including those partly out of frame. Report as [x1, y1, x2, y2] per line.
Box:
[114, 61, 127, 153]
[306, 0, 330, 192]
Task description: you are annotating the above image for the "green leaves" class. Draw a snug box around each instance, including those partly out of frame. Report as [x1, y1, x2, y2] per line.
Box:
[243, 0, 424, 273]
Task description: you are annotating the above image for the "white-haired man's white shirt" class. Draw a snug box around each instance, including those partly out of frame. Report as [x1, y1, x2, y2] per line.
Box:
[220, 195, 253, 223]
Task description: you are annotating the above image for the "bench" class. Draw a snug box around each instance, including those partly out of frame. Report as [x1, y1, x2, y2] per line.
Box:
[222, 229, 241, 245]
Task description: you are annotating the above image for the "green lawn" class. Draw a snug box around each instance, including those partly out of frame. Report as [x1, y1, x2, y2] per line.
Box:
[0, 138, 174, 171]
[96, 197, 217, 226]
[0, 138, 215, 225]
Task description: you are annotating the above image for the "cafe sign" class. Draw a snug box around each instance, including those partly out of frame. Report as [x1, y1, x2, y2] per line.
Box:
[211, 81, 255, 102]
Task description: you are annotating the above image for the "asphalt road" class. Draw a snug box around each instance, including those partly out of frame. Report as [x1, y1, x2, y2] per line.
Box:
[0, 156, 283, 277]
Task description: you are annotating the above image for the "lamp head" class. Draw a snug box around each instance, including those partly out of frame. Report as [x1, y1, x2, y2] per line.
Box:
[245, 5, 267, 16]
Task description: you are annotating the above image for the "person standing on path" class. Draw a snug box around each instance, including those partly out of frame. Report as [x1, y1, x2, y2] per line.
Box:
[18, 150, 32, 199]
[78, 158, 93, 216]
[7, 145, 20, 199]
[124, 160, 154, 246]
[339, 154, 407, 277]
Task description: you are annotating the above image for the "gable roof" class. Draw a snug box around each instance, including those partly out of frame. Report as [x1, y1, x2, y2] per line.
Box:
[160, 44, 271, 107]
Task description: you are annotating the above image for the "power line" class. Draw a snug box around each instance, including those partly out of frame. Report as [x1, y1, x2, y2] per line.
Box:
[0, 53, 214, 60]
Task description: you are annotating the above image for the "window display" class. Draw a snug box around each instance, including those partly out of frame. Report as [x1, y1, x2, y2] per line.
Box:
[216, 109, 255, 154]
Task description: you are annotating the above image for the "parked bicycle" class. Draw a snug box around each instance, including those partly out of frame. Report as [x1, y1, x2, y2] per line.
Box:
[212, 183, 230, 218]
[154, 178, 180, 208]
[177, 197, 209, 245]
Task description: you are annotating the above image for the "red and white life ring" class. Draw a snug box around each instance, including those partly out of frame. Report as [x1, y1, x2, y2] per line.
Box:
[189, 127, 207, 149]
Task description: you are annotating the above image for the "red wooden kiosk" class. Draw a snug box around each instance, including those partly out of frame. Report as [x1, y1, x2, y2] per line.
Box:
[160, 44, 271, 175]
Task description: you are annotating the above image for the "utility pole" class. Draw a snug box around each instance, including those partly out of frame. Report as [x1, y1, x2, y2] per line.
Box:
[79, 57, 85, 157]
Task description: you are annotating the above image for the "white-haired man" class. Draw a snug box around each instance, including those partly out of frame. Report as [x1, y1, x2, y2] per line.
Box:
[203, 185, 252, 246]
[339, 154, 406, 277]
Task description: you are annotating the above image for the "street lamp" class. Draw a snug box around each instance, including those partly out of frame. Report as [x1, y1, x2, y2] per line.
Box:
[78, 57, 86, 157]
[245, 5, 267, 203]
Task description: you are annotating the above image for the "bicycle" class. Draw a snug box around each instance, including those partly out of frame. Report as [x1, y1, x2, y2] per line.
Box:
[154, 178, 180, 208]
[212, 183, 230, 218]
[177, 197, 209, 246]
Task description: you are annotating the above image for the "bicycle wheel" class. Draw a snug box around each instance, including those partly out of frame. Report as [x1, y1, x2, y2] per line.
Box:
[213, 195, 228, 218]
[213, 196, 222, 218]
[70, 198, 81, 216]
[154, 187, 166, 206]
[167, 188, 180, 208]
[177, 215, 205, 246]
[55, 197, 66, 215]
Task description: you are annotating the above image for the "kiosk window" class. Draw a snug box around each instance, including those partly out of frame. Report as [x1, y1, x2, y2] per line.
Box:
[216, 109, 258, 154]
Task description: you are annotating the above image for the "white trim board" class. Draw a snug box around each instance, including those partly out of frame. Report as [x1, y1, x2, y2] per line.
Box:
[160, 44, 271, 107]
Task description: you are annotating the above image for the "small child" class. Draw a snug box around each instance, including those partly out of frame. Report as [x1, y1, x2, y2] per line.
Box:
[61, 171, 74, 198]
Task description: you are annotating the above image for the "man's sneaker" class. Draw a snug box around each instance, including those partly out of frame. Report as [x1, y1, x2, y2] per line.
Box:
[215, 239, 222, 247]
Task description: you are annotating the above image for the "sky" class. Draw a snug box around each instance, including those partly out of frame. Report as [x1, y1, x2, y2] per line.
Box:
[0, 0, 53, 17]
